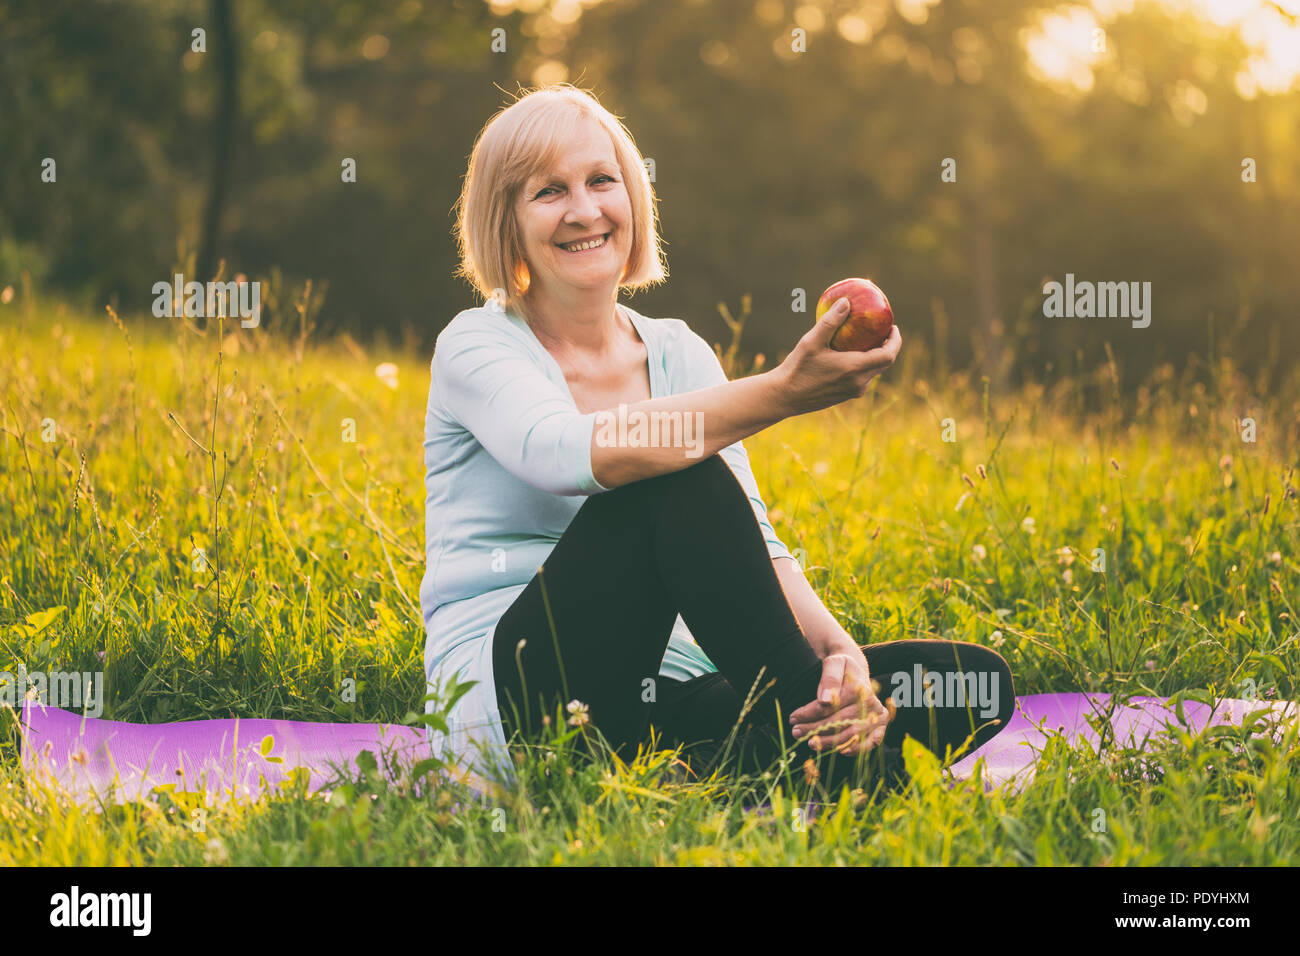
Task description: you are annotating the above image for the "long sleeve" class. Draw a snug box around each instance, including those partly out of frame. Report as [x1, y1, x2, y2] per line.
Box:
[429, 313, 611, 498]
[670, 323, 796, 563]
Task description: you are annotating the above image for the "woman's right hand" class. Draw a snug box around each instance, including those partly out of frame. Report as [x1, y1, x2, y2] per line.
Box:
[773, 298, 902, 417]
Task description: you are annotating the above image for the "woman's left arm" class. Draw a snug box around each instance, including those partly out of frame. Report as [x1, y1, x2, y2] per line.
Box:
[773, 556, 860, 659]
[773, 556, 889, 753]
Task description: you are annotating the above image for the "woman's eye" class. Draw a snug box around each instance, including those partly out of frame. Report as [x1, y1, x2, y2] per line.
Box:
[537, 175, 614, 198]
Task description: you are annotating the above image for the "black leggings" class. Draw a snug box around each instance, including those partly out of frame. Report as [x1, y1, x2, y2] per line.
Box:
[492, 453, 1015, 792]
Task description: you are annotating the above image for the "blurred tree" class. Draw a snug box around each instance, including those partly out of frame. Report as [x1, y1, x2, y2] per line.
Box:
[0, 0, 1295, 386]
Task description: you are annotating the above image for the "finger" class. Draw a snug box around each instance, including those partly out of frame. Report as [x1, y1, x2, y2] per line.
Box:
[788, 699, 833, 725]
[793, 683, 878, 729]
[807, 297, 851, 350]
[841, 673, 878, 709]
[836, 678, 884, 718]
[820, 714, 888, 755]
[853, 325, 902, 369]
[793, 703, 887, 740]
[791, 666, 880, 725]
[808, 723, 871, 753]
[817, 657, 847, 709]
[796, 721, 871, 747]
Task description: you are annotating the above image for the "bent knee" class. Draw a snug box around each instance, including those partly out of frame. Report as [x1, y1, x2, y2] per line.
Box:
[616, 452, 735, 497]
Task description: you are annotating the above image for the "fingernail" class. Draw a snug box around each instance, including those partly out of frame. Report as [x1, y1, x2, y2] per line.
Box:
[791, 727, 803, 739]
[819, 690, 832, 703]
[836, 298, 849, 312]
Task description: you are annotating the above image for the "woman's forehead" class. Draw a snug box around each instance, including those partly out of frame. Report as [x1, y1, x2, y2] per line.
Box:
[531, 155, 615, 182]
[529, 123, 617, 182]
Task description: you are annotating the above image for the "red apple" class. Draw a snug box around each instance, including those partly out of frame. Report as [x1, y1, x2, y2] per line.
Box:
[815, 278, 894, 351]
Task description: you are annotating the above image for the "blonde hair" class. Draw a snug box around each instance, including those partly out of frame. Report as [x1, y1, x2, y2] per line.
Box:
[452, 83, 667, 324]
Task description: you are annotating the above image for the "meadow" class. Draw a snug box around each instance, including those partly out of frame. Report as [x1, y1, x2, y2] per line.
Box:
[1, 288, 1297, 866]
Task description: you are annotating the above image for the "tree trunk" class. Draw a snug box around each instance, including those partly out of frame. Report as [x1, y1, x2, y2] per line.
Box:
[197, 0, 237, 298]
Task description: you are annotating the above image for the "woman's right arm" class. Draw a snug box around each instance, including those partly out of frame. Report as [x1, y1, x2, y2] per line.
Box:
[432, 299, 900, 496]
[588, 370, 788, 490]
[590, 300, 902, 489]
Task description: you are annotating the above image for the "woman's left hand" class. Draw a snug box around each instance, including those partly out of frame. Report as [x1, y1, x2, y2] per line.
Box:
[788, 652, 889, 756]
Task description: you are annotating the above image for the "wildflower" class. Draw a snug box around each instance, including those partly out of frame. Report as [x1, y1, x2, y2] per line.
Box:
[1144, 660, 1155, 671]
[95, 650, 106, 662]
[1109, 458, 1120, 471]
[375, 362, 400, 390]
[1219, 454, 1233, 471]
[203, 837, 229, 865]
[1057, 546, 1075, 566]
[976, 464, 987, 480]
[1021, 516, 1036, 535]
[566, 699, 589, 728]
[990, 630, 1005, 648]
[962, 473, 975, 489]
[955, 492, 970, 512]
[802, 758, 820, 786]
[972, 543, 987, 561]
[1062, 569, 1073, 585]
[1269, 552, 1281, 565]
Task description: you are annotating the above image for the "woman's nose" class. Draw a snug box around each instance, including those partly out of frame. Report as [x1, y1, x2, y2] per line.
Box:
[562, 187, 602, 223]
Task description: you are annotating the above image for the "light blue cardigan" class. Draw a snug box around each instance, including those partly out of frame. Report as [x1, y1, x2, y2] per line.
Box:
[419, 301, 794, 790]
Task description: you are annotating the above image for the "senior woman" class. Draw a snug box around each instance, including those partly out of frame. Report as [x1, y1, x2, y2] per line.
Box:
[421, 83, 1015, 797]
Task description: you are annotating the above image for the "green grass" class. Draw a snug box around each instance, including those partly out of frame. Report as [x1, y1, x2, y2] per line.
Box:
[1, 290, 1297, 865]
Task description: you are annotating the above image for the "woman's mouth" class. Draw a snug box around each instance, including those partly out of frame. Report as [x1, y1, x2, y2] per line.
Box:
[557, 232, 611, 253]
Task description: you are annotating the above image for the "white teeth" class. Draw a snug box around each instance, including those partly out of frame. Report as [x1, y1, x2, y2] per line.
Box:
[560, 234, 608, 252]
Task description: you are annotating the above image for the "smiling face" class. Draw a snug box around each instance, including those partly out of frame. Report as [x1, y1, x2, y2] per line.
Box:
[514, 116, 633, 303]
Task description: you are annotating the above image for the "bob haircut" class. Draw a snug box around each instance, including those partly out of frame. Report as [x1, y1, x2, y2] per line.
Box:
[452, 83, 667, 325]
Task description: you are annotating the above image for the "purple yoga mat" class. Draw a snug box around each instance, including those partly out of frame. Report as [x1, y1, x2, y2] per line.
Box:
[947, 692, 1298, 792]
[18, 701, 430, 805]
[18, 693, 1297, 805]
